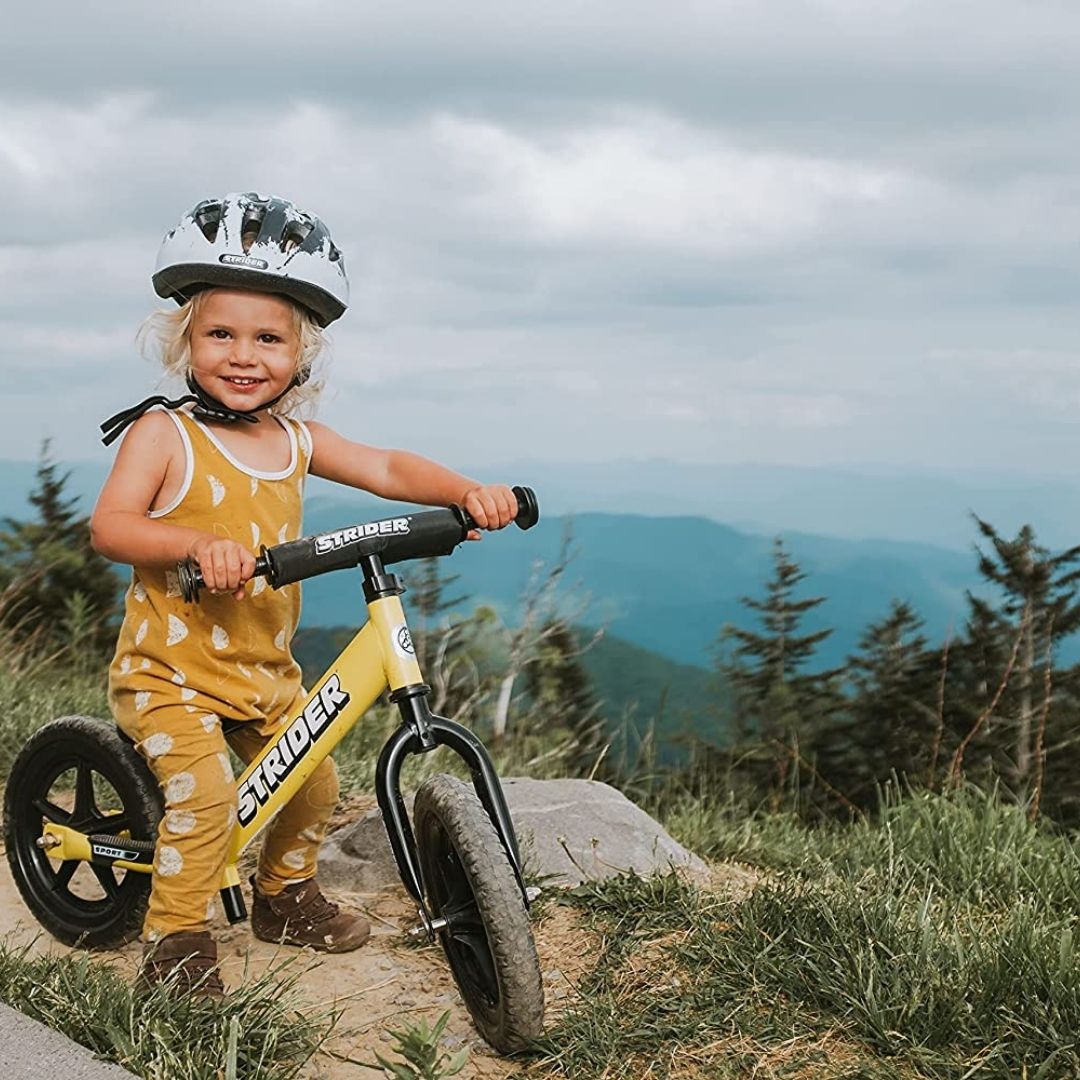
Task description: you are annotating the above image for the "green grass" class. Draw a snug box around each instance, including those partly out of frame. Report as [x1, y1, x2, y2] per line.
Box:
[9, 643, 1080, 1077]
[533, 786, 1080, 1079]
[0, 941, 337, 1079]
[0, 653, 108, 776]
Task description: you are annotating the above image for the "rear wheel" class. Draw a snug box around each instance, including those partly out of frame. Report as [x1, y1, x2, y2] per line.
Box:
[4, 715, 162, 948]
[413, 773, 544, 1053]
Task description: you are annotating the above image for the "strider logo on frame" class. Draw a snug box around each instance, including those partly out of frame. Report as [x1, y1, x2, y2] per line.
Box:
[314, 517, 410, 555]
[237, 674, 352, 826]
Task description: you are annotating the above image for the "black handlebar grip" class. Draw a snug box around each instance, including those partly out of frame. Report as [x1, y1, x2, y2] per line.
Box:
[512, 486, 539, 530]
[177, 553, 271, 603]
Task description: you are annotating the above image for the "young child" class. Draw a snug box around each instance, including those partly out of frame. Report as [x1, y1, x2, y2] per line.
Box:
[91, 193, 518, 996]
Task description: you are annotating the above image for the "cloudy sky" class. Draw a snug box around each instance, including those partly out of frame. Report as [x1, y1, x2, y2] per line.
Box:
[3, 1, 1080, 478]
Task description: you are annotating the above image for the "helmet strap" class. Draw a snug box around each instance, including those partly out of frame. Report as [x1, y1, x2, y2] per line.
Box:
[99, 371, 301, 446]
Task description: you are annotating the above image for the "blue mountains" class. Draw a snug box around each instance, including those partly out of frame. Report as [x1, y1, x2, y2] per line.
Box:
[7, 455, 1077, 698]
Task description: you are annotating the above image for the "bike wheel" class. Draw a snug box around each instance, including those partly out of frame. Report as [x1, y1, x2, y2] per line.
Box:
[4, 715, 162, 948]
[413, 773, 544, 1053]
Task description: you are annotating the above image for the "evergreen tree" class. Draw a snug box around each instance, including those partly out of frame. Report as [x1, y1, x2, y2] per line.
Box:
[943, 595, 1012, 789]
[959, 518, 1080, 793]
[0, 441, 120, 656]
[718, 538, 840, 800]
[819, 600, 939, 807]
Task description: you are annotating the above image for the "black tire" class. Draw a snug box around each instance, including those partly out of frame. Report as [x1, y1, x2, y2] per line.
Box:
[413, 774, 545, 1053]
[4, 715, 162, 949]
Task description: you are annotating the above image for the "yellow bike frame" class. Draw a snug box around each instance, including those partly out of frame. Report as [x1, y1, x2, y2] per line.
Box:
[35, 497, 536, 926]
[38, 594, 419, 887]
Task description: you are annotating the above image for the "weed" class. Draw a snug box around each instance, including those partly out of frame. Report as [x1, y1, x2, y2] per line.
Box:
[368, 1010, 468, 1080]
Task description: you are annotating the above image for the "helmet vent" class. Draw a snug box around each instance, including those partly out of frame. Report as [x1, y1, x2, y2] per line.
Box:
[241, 201, 269, 252]
[282, 221, 313, 253]
[193, 201, 222, 243]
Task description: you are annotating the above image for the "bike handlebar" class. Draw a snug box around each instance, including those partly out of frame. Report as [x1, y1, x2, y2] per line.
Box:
[177, 485, 539, 602]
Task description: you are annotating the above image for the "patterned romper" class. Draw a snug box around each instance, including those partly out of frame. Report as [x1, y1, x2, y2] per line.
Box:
[108, 408, 338, 941]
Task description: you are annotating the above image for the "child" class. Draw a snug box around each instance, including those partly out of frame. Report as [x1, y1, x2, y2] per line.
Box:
[91, 193, 518, 996]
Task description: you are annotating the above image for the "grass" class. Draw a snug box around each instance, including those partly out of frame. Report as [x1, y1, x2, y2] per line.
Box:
[8, 645, 1080, 1077]
[530, 785, 1080, 1079]
[0, 653, 108, 776]
[0, 940, 337, 1079]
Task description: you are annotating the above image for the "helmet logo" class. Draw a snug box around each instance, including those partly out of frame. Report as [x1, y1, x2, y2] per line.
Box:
[220, 253, 269, 270]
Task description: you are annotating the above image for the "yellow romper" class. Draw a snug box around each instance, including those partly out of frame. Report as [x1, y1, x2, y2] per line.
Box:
[108, 408, 338, 941]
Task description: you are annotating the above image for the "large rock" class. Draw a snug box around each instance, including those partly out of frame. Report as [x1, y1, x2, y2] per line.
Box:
[317, 777, 707, 892]
[501, 777, 708, 885]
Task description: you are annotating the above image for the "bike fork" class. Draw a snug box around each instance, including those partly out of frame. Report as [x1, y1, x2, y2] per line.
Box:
[375, 685, 529, 927]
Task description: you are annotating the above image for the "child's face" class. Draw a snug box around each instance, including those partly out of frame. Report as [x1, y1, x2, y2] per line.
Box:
[188, 288, 301, 412]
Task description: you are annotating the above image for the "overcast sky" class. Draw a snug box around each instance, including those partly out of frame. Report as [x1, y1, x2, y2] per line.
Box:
[3, 1, 1080, 478]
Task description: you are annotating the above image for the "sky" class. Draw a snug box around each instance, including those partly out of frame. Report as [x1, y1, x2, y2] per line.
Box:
[3, 1, 1080, 477]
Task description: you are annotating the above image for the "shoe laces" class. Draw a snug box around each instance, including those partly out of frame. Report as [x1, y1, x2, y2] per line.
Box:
[300, 889, 340, 927]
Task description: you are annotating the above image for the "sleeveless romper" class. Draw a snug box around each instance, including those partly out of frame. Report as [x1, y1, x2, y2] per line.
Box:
[108, 409, 338, 940]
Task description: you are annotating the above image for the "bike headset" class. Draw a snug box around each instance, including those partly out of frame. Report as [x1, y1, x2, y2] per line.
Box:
[100, 192, 349, 446]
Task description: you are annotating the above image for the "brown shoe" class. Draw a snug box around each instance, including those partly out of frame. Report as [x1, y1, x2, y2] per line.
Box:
[250, 876, 371, 953]
[135, 930, 225, 999]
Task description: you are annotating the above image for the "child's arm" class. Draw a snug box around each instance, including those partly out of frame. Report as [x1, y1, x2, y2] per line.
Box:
[306, 422, 518, 533]
[90, 413, 256, 598]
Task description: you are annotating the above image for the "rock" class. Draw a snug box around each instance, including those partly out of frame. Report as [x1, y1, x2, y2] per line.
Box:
[318, 802, 408, 891]
[319, 777, 707, 891]
[502, 777, 708, 886]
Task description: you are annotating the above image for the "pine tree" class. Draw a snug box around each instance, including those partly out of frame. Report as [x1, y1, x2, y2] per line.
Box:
[960, 518, 1080, 793]
[402, 556, 488, 718]
[719, 538, 840, 800]
[943, 595, 1011, 789]
[0, 441, 120, 656]
[821, 600, 938, 807]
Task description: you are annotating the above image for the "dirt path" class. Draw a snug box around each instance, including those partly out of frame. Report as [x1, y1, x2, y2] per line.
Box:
[0, 850, 589, 1079]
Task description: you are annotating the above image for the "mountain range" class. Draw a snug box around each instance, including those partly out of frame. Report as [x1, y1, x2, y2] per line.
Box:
[296, 491, 984, 672]
[7, 456, 1080, 552]
[7, 455, 1074, 674]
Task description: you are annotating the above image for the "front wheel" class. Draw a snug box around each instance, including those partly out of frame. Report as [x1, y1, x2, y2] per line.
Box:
[413, 774, 545, 1053]
[4, 715, 162, 948]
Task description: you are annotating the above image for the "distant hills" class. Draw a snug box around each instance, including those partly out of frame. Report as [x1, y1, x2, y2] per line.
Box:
[7, 455, 1080, 552]
[488, 459, 1080, 553]
[8, 453, 1078, 676]
[295, 492, 985, 672]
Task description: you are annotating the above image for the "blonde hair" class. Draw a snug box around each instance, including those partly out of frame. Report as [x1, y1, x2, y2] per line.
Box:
[137, 289, 326, 417]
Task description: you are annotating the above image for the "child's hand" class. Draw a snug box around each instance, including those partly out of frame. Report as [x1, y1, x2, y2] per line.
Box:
[462, 484, 518, 541]
[188, 535, 257, 599]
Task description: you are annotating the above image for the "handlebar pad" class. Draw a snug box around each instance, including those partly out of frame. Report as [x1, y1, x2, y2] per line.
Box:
[266, 508, 468, 588]
[177, 486, 538, 600]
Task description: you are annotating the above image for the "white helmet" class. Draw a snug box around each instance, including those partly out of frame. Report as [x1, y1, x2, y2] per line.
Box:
[152, 192, 349, 326]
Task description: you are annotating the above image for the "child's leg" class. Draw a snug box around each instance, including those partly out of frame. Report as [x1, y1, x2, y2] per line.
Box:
[118, 705, 238, 940]
[226, 722, 338, 896]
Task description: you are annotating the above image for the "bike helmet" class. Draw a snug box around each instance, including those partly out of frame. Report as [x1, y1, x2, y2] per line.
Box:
[152, 192, 349, 327]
